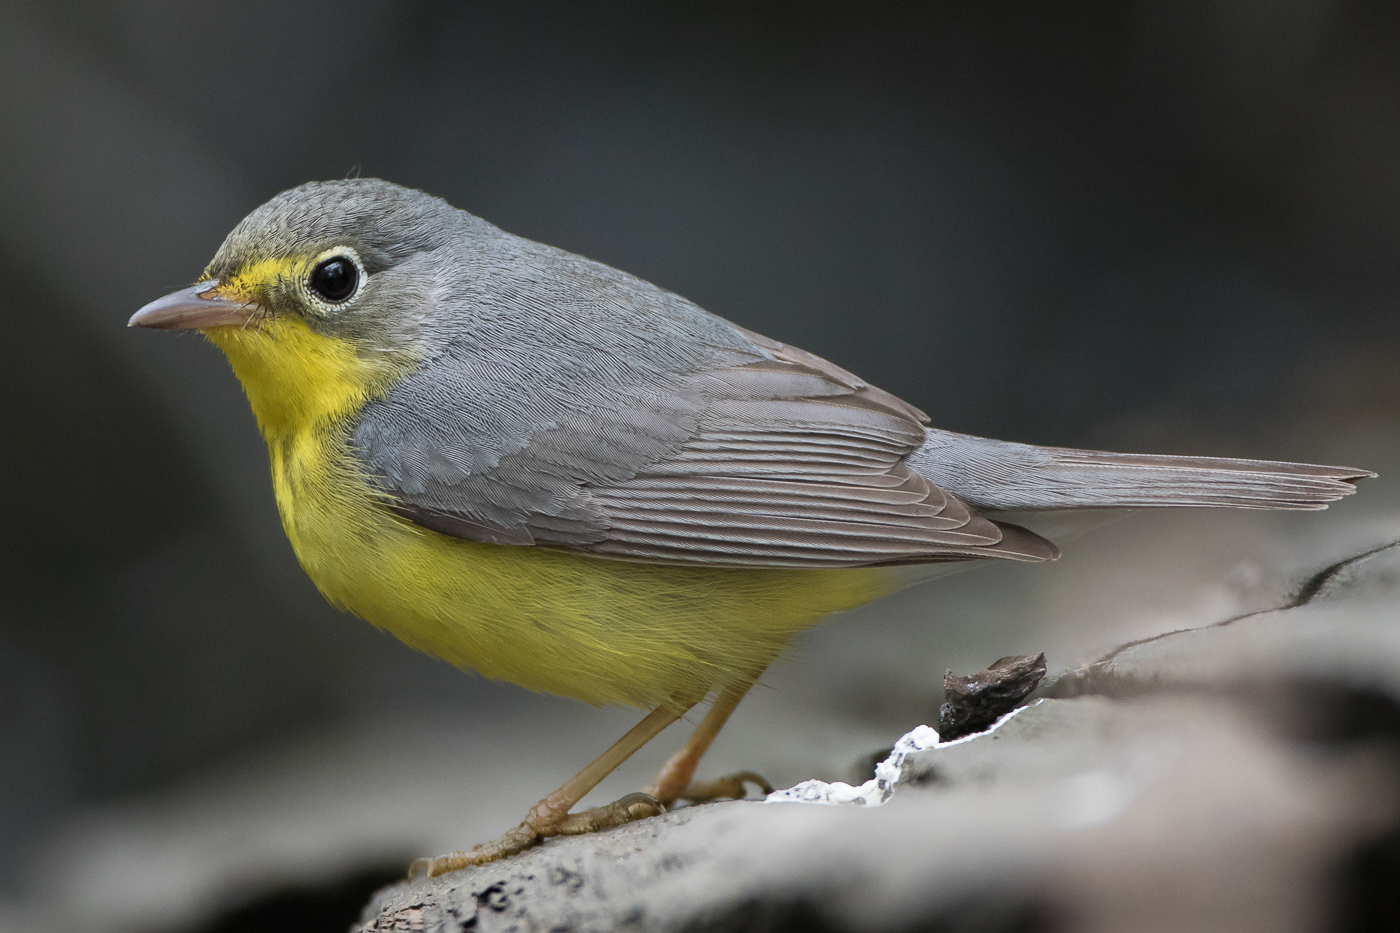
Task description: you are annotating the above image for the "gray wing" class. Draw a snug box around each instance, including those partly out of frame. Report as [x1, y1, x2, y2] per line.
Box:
[551, 329, 1055, 567]
[353, 293, 1054, 569]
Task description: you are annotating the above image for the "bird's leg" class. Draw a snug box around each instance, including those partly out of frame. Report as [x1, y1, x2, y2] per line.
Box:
[648, 676, 773, 808]
[411, 701, 693, 879]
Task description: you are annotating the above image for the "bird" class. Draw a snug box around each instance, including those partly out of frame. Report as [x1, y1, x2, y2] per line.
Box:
[130, 178, 1371, 877]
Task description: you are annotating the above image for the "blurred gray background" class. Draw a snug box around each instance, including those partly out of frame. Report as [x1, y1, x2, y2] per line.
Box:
[1, 1, 1397, 930]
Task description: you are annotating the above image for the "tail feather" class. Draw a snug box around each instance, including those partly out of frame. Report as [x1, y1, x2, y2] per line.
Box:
[908, 429, 1373, 512]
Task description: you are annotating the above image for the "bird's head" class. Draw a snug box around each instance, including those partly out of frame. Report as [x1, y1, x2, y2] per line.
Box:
[131, 178, 470, 344]
[131, 178, 473, 432]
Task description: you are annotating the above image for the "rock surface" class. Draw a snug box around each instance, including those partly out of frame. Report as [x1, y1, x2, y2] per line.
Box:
[356, 539, 1400, 933]
[1049, 540, 1400, 699]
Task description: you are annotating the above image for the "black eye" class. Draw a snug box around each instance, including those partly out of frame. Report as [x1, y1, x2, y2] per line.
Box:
[309, 256, 358, 302]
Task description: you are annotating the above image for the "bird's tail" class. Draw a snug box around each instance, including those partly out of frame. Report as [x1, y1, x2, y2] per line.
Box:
[908, 429, 1373, 512]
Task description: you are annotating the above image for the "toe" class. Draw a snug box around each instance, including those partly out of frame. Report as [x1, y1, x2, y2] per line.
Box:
[679, 770, 774, 803]
[552, 792, 665, 836]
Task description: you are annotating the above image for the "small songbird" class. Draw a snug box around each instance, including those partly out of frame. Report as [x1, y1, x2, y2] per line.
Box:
[130, 179, 1371, 876]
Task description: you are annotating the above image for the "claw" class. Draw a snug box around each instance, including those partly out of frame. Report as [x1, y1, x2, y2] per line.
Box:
[678, 770, 774, 804]
[410, 821, 543, 878]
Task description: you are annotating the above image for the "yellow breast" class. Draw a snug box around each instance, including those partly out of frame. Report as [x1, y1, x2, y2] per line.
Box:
[207, 317, 898, 709]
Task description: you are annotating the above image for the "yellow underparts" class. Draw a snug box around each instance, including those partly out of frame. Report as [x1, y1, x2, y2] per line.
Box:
[206, 304, 897, 710]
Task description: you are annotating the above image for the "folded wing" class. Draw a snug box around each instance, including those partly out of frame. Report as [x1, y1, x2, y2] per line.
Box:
[354, 326, 1057, 568]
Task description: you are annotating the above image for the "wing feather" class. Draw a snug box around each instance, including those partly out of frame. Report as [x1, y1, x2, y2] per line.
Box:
[358, 321, 1056, 568]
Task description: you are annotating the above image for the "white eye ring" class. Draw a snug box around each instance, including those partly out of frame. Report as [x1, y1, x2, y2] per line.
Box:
[306, 246, 366, 307]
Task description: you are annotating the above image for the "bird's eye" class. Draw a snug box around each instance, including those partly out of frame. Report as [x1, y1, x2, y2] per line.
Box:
[309, 256, 358, 303]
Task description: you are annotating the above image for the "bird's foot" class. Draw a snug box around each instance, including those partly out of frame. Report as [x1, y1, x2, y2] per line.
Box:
[407, 823, 539, 880]
[675, 770, 773, 804]
[407, 792, 665, 880]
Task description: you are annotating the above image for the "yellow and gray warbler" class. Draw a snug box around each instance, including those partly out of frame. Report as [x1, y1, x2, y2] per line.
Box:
[131, 179, 1370, 875]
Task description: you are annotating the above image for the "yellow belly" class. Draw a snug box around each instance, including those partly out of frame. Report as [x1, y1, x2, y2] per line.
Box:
[269, 424, 898, 710]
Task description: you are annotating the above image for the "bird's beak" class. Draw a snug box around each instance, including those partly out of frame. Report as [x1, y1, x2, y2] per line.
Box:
[128, 282, 257, 330]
